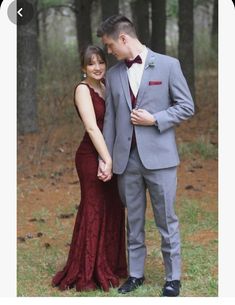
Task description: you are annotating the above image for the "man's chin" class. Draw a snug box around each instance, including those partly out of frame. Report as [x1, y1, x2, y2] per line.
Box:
[113, 55, 121, 60]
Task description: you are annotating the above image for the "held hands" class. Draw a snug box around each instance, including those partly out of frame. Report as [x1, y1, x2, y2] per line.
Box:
[97, 159, 113, 182]
[130, 109, 155, 126]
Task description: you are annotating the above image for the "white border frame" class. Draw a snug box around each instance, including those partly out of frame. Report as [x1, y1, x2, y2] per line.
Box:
[1, 0, 235, 303]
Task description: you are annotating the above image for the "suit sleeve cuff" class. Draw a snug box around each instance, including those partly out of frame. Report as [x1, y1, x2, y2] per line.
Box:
[153, 112, 166, 133]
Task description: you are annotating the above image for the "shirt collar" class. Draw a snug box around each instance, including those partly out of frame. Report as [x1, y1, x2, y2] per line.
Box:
[139, 45, 148, 65]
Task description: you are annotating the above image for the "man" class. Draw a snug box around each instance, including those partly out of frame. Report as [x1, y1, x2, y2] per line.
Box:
[97, 15, 194, 297]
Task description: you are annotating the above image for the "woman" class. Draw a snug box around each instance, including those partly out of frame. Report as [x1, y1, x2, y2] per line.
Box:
[52, 46, 127, 292]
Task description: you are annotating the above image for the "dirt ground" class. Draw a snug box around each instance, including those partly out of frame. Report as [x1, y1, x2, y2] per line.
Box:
[17, 100, 217, 249]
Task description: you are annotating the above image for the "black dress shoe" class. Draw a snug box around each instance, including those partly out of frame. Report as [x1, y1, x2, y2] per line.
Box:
[162, 280, 181, 297]
[118, 276, 145, 294]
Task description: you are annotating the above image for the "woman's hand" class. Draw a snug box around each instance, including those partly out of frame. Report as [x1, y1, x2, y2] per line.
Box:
[97, 159, 113, 182]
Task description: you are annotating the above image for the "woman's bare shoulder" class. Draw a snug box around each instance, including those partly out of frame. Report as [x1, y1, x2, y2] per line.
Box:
[75, 82, 90, 95]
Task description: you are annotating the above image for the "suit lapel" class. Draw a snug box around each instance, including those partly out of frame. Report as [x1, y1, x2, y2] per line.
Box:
[136, 49, 157, 108]
[119, 63, 132, 111]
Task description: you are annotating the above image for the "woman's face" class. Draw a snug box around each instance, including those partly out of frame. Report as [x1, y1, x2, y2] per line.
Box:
[84, 54, 106, 81]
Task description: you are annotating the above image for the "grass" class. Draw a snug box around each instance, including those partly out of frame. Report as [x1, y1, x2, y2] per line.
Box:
[177, 197, 218, 296]
[32, 207, 51, 221]
[55, 202, 78, 217]
[17, 196, 217, 297]
[178, 135, 218, 160]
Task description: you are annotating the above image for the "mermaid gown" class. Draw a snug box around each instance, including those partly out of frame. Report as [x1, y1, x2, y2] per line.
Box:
[52, 83, 127, 292]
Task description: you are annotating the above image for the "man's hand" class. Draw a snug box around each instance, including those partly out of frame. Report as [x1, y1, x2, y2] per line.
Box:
[130, 109, 155, 126]
[97, 159, 113, 182]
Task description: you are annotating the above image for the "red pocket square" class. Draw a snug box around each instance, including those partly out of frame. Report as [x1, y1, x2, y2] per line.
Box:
[149, 81, 162, 85]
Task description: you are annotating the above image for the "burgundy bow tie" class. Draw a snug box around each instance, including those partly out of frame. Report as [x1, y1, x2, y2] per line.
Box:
[125, 55, 142, 68]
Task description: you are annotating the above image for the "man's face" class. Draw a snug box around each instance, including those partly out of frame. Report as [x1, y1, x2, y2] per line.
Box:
[101, 34, 128, 60]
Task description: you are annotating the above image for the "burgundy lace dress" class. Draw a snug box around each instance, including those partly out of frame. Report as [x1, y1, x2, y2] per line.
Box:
[52, 83, 127, 292]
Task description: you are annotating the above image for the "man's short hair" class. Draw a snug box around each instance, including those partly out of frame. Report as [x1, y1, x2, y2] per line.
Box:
[97, 15, 137, 40]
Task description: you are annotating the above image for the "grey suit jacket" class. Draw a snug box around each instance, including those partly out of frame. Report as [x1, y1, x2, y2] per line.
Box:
[103, 48, 194, 174]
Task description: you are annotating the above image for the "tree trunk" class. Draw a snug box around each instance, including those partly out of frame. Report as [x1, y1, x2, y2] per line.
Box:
[131, 0, 150, 47]
[211, 0, 218, 52]
[41, 9, 48, 50]
[36, 9, 44, 70]
[100, 0, 119, 68]
[178, 0, 195, 103]
[17, 0, 38, 134]
[151, 0, 166, 54]
[74, 0, 93, 55]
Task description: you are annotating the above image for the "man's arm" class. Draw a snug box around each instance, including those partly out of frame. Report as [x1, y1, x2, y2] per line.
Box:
[153, 59, 195, 132]
[130, 59, 194, 130]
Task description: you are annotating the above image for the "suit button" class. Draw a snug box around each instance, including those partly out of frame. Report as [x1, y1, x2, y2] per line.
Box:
[128, 137, 131, 141]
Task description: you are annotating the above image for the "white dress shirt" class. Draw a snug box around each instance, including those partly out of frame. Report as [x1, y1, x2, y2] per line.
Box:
[127, 46, 148, 98]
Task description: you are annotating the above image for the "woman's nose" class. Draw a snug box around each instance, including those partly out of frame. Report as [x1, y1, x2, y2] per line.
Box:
[94, 63, 100, 69]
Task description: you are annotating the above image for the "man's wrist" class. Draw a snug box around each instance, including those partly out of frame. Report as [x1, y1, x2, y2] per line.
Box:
[151, 113, 158, 127]
[151, 115, 158, 126]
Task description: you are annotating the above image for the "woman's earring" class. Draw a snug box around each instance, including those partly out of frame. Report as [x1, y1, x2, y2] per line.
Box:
[83, 73, 87, 78]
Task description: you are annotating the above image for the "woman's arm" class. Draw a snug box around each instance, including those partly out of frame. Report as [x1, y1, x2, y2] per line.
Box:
[74, 85, 112, 171]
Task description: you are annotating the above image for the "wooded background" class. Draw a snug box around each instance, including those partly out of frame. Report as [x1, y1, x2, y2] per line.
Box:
[17, 0, 218, 134]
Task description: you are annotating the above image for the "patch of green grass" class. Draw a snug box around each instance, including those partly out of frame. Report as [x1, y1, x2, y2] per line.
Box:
[32, 207, 51, 220]
[55, 202, 77, 217]
[178, 197, 218, 236]
[181, 243, 218, 296]
[176, 197, 218, 296]
[178, 136, 218, 160]
[17, 197, 217, 297]
[145, 218, 156, 231]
